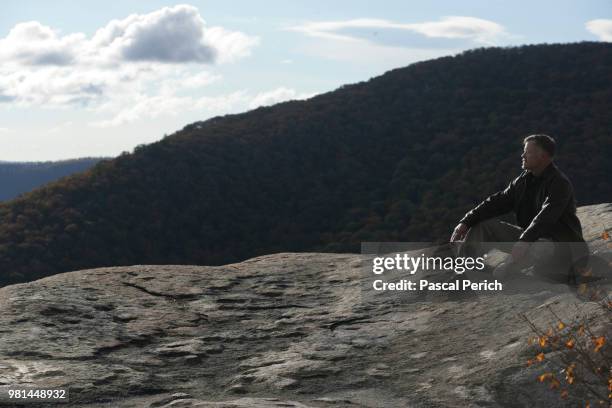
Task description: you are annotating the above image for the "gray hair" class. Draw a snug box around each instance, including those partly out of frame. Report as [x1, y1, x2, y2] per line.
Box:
[523, 134, 556, 157]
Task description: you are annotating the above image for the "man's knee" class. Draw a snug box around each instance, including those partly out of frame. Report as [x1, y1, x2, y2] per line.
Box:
[466, 218, 503, 239]
[464, 219, 496, 238]
[458, 220, 496, 257]
[478, 219, 522, 242]
[472, 218, 497, 229]
[528, 238, 556, 262]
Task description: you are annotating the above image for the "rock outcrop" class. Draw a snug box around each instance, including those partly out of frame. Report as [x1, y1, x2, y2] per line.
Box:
[0, 204, 610, 407]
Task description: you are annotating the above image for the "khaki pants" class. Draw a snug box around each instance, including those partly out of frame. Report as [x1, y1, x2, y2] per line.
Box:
[457, 218, 560, 277]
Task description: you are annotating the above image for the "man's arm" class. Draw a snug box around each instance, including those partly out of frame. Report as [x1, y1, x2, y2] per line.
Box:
[518, 175, 572, 242]
[459, 177, 517, 228]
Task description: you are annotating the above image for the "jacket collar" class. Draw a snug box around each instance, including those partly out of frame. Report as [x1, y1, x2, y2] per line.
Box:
[519, 162, 557, 181]
[533, 162, 556, 180]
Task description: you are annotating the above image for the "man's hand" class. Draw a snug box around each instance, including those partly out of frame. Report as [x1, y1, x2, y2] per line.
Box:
[511, 241, 530, 263]
[450, 223, 469, 242]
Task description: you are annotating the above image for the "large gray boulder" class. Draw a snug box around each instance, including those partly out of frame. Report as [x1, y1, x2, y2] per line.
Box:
[0, 204, 609, 407]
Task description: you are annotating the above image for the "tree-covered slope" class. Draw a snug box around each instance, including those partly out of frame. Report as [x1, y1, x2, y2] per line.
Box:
[0, 42, 610, 285]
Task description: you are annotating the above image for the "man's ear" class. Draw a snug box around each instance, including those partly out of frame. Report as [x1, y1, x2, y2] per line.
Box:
[536, 146, 549, 160]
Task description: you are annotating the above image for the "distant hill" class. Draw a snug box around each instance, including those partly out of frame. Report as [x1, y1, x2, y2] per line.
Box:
[0, 42, 610, 286]
[0, 158, 104, 202]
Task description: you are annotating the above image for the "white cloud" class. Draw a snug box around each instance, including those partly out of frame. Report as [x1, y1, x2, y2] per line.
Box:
[88, 72, 247, 127]
[0, 64, 173, 108]
[93, 7, 217, 63]
[288, 16, 508, 45]
[285, 16, 512, 70]
[0, 5, 259, 69]
[299, 39, 458, 68]
[91, 87, 317, 128]
[159, 71, 222, 96]
[0, 5, 259, 113]
[47, 121, 74, 134]
[90, 5, 259, 64]
[0, 127, 10, 133]
[0, 21, 84, 66]
[586, 19, 612, 41]
[248, 87, 315, 109]
[91, 93, 196, 128]
[194, 90, 251, 112]
[202, 26, 260, 63]
[405, 16, 506, 43]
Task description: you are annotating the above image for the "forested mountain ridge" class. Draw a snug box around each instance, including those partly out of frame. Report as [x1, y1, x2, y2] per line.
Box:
[0, 42, 610, 286]
[0, 158, 103, 201]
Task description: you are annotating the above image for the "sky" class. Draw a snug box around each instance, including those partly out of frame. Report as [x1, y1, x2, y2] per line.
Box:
[0, 1, 610, 161]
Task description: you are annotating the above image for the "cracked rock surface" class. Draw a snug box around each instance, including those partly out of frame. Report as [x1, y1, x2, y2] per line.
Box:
[0, 204, 610, 407]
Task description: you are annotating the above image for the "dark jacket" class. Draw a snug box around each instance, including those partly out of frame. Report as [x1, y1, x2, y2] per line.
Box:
[459, 162, 585, 243]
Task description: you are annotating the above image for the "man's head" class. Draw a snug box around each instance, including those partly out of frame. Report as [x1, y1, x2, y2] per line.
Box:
[521, 134, 555, 173]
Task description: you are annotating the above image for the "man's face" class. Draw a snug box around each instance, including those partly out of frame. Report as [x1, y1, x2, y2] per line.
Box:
[521, 141, 546, 171]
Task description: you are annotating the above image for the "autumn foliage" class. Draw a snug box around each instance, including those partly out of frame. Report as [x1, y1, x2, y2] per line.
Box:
[522, 279, 611, 407]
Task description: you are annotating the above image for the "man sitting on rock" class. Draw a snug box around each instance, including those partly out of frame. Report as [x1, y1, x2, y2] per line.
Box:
[449, 134, 588, 282]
